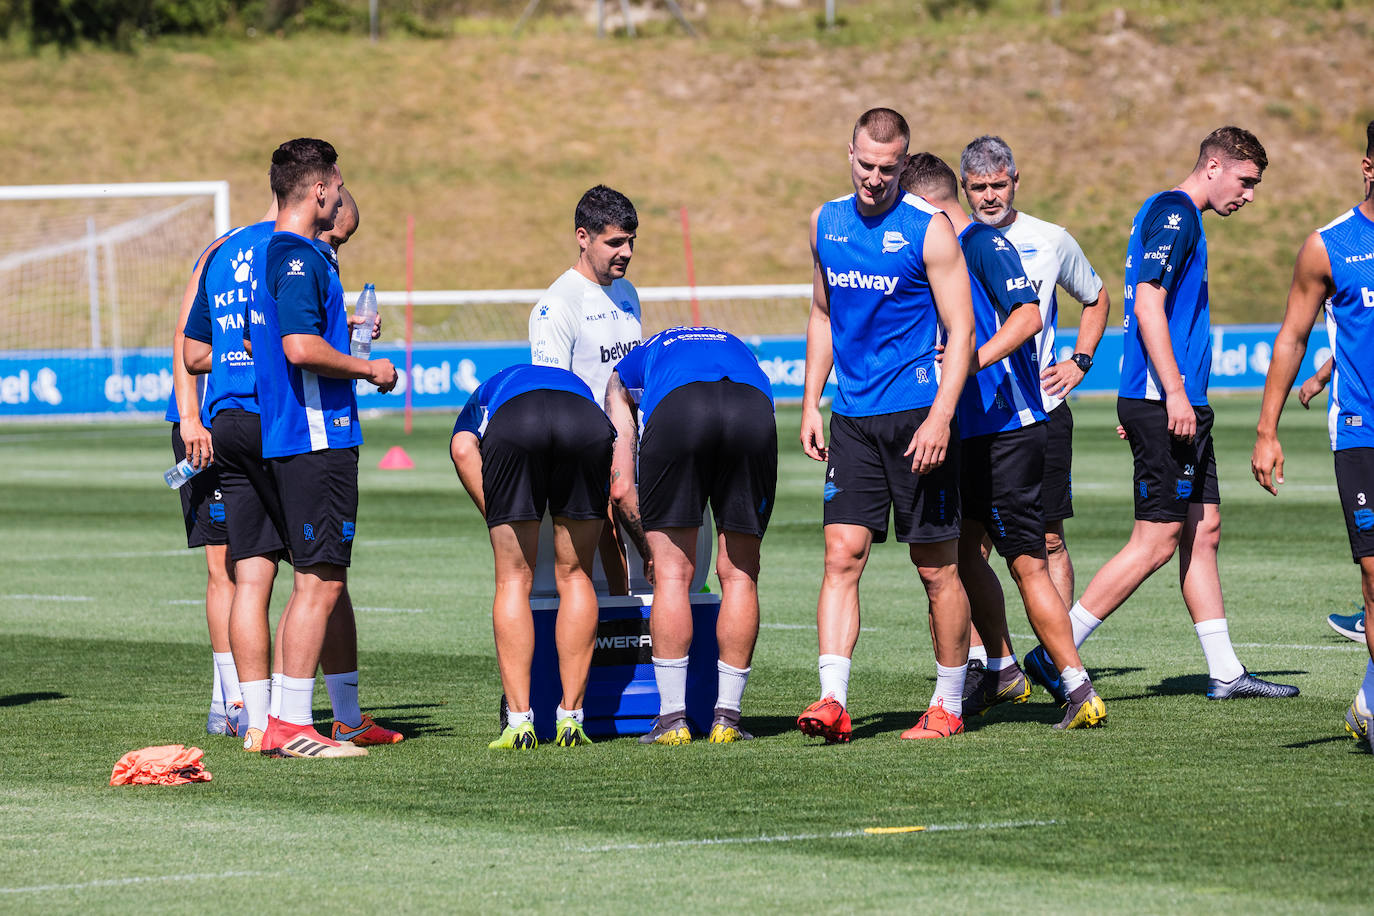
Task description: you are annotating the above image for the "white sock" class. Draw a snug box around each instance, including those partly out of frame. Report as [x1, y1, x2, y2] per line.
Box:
[507, 707, 533, 728]
[213, 651, 242, 707]
[818, 654, 851, 707]
[1194, 618, 1245, 682]
[1070, 602, 1103, 648]
[240, 679, 270, 734]
[324, 671, 362, 728]
[932, 662, 964, 718]
[279, 674, 315, 727]
[967, 643, 988, 664]
[269, 672, 283, 718]
[986, 654, 1017, 672]
[555, 705, 584, 725]
[1356, 660, 1374, 714]
[652, 656, 689, 716]
[210, 656, 225, 714]
[716, 660, 751, 712]
[1061, 665, 1089, 695]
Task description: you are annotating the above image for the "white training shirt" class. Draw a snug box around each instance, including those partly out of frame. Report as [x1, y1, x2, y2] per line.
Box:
[998, 211, 1104, 413]
[529, 268, 643, 409]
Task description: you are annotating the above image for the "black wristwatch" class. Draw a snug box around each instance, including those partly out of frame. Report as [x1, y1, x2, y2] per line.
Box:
[1070, 353, 1093, 373]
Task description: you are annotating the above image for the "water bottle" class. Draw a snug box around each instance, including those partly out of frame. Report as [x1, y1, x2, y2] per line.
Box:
[164, 458, 201, 489]
[351, 283, 378, 359]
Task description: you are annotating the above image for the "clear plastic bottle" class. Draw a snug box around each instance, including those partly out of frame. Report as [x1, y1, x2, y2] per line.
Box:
[351, 283, 378, 359]
[164, 458, 201, 489]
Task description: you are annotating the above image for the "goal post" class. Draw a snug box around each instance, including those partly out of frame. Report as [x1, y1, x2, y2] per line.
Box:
[0, 181, 229, 418]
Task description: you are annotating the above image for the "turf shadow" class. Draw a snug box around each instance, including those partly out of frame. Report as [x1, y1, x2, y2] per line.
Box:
[0, 691, 67, 706]
[1111, 669, 1308, 702]
[1281, 734, 1356, 750]
[312, 704, 454, 738]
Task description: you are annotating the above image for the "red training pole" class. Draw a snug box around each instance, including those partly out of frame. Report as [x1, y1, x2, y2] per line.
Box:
[404, 213, 414, 435]
[679, 206, 700, 326]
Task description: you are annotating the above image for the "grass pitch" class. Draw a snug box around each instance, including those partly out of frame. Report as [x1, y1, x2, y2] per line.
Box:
[2, 396, 1372, 912]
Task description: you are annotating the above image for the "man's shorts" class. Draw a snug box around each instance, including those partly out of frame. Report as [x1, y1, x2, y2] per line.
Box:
[1042, 402, 1074, 523]
[1118, 397, 1219, 523]
[823, 407, 960, 544]
[270, 447, 359, 569]
[638, 380, 777, 538]
[960, 422, 1048, 560]
[1333, 448, 1374, 562]
[480, 389, 614, 528]
[210, 408, 286, 562]
[171, 423, 227, 549]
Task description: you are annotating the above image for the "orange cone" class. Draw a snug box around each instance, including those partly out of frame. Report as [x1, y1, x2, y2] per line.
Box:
[378, 446, 414, 470]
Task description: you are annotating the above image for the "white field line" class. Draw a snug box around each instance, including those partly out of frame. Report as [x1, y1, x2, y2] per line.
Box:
[579, 818, 1056, 852]
[0, 870, 261, 895]
[1, 594, 92, 602]
[1233, 641, 1365, 653]
[21, 548, 190, 563]
[760, 622, 877, 632]
[354, 605, 428, 614]
[166, 599, 202, 605]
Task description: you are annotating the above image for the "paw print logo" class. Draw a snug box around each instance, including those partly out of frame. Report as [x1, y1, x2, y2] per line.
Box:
[289, 258, 304, 273]
[232, 248, 252, 283]
[1167, 213, 1182, 229]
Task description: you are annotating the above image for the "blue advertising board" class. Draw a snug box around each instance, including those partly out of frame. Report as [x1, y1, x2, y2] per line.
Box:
[0, 325, 1338, 419]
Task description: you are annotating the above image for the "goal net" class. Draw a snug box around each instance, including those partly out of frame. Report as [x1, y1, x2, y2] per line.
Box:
[0, 182, 229, 417]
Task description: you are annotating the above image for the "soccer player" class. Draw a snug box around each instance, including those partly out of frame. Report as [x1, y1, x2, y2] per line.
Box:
[797, 108, 977, 743]
[450, 364, 615, 749]
[604, 326, 777, 745]
[1047, 127, 1298, 702]
[167, 234, 238, 737]
[902, 153, 1106, 729]
[246, 138, 399, 758]
[530, 185, 643, 594]
[1252, 120, 1374, 745]
[959, 135, 1111, 617]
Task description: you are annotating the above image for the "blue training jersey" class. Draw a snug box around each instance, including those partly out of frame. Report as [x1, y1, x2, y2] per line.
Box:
[955, 223, 1045, 439]
[1120, 190, 1210, 405]
[610, 325, 774, 424]
[183, 221, 274, 425]
[1320, 205, 1374, 451]
[452, 364, 598, 439]
[816, 192, 943, 417]
[247, 231, 361, 458]
[165, 235, 229, 425]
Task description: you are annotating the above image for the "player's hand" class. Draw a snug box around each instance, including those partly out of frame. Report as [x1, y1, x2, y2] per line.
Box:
[1298, 374, 1325, 409]
[368, 358, 399, 393]
[904, 414, 950, 474]
[1041, 361, 1085, 400]
[1251, 434, 1285, 495]
[800, 405, 827, 462]
[1165, 390, 1195, 442]
[643, 555, 655, 587]
[1115, 424, 1127, 440]
[179, 418, 213, 469]
[348, 311, 382, 341]
[934, 341, 945, 365]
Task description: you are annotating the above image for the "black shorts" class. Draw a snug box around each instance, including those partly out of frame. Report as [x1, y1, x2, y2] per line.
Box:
[1118, 397, 1219, 523]
[1042, 402, 1074, 523]
[270, 447, 359, 568]
[171, 423, 227, 549]
[480, 390, 614, 528]
[638, 380, 777, 538]
[210, 409, 286, 562]
[1334, 448, 1374, 562]
[823, 408, 960, 544]
[960, 422, 1048, 559]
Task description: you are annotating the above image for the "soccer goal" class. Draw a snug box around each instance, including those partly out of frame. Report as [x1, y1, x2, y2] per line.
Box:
[0, 182, 230, 418]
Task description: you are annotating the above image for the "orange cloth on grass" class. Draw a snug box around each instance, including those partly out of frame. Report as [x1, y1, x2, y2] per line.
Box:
[110, 744, 212, 786]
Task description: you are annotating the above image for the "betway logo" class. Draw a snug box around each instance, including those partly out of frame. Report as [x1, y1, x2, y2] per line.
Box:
[826, 267, 899, 295]
[600, 340, 640, 363]
[595, 634, 651, 650]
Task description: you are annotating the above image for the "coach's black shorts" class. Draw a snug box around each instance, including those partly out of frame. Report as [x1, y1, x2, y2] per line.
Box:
[823, 408, 960, 544]
[270, 447, 358, 569]
[639, 380, 777, 538]
[1118, 397, 1219, 523]
[171, 423, 227, 549]
[1042, 402, 1074, 523]
[1334, 448, 1374, 562]
[210, 408, 286, 562]
[961, 422, 1048, 559]
[480, 390, 614, 528]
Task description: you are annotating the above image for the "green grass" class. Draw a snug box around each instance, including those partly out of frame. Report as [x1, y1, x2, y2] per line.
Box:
[2, 397, 1372, 911]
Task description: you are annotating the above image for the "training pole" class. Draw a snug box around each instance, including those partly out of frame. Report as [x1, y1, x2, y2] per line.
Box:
[679, 206, 701, 326]
[405, 214, 415, 435]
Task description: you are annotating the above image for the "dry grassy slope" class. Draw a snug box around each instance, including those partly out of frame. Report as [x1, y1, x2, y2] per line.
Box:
[1, 7, 1370, 329]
